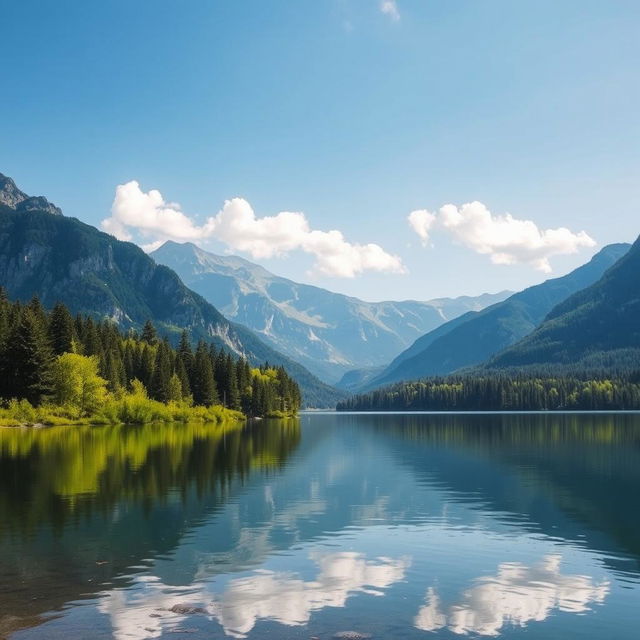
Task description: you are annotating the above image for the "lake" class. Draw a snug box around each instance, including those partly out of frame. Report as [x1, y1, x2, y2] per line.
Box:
[0, 412, 639, 639]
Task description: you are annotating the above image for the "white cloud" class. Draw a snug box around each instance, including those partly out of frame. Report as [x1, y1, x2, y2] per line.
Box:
[101, 181, 405, 278]
[407, 201, 596, 272]
[380, 0, 400, 21]
[407, 209, 436, 246]
[414, 555, 609, 636]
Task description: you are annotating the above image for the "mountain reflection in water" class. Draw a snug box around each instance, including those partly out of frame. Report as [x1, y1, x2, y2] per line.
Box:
[0, 412, 638, 640]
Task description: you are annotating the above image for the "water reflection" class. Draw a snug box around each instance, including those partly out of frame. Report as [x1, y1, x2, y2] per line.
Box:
[0, 419, 300, 638]
[415, 555, 609, 636]
[97, 551, 410, 639]
[0, 412, 639, 640]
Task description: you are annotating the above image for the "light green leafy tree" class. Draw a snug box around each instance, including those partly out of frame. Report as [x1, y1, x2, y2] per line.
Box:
[52, 353, 108, 417]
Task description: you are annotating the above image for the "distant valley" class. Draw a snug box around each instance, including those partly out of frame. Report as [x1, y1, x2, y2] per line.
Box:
[152, 241, 510, 383]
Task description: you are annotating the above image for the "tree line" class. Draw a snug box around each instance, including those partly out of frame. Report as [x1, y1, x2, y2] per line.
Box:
[0, 289, 301, 419]
[337, 372, 640, 412]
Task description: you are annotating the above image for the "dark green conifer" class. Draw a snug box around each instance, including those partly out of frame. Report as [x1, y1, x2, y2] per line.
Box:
[192, 340, 219, 406]
[141, 319, 157, 345]
[49, 302, 76, 355]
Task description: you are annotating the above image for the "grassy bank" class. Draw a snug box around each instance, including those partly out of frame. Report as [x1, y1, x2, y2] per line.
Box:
[0, 391, 244, 427]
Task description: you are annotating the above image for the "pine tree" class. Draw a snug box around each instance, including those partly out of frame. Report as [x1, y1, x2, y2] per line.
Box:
[3, 308, 54, 404]
[177, 330, 194, 375]
[141, 319, 157, 345]
[225, 353, 241, 410]
[139, 344, 155, 389]
[49, 302, 76, 355]
[192, 341, 218, 406]
[175, 356, 192, 398]
[149, 341, 171, 402]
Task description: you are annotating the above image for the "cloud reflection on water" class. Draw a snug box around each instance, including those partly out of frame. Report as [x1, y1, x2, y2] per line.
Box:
[415, 555, 609, 636]
[98, 551, 410, 639]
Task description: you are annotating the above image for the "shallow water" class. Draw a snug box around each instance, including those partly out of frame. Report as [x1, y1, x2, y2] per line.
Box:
[0, 413, 639, 639]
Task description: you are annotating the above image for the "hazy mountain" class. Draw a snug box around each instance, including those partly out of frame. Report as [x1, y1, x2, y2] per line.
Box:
[489, 235, 640, 370]
[0, 173, 343, 407]
[151, 240, 510, 383]
[363, 243, 631, 390]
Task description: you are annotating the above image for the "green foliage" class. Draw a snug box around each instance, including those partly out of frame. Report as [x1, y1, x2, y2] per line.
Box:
[0, 291, 301, 422]
[1, 303, 53, 404]
[51, 353, 108, 417]
[337, 372, 640, 412]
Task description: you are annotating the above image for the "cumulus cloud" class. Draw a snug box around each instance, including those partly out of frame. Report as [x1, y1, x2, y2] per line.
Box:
[380, 0, 400, 21]
[407, 209, 436, 246]
[414, 555, 609, 636]
[101, 181, 405, 278]
[407, 201, 596, 272]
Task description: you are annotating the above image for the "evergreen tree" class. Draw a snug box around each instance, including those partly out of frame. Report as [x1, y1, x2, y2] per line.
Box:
[141, 319, 157, 345]
[49, 302, 76, 355]
[149, 341, 172, 402]
[3, 308, 54, 404]
[192, 341, 219, 406]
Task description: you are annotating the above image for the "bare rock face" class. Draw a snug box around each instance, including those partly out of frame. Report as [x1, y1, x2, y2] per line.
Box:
[16, 196, 62, 216]
[0, 173, 61, 215]
[0, 173, 28, 208]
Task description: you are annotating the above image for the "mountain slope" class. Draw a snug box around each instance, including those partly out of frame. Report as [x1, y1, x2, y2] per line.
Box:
[151, 240, 510, 383]
[489, 235, 640, 369]
[0, 173, 343, 407]
[364, 243, 631, 389]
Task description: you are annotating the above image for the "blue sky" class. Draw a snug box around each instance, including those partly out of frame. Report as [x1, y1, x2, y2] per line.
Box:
[1, 0, 638, 301]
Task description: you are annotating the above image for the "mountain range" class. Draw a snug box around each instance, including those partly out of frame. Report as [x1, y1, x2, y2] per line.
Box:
[359, 242, 631, 391]
[151, 240, 510, 383]
[489, 234, 640, 370]
[0, 173, 342, 407]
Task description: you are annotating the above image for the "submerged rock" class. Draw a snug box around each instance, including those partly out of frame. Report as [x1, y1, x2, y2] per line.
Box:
[169, 603, 208, 615]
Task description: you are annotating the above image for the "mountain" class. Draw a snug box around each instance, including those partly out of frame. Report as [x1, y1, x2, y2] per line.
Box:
[151, 240, 510, 383]
[0, 173, 343, 407]
[489, 235, 640, 369]
[0, 173, 62, 215]
[363, 243, 631, 390]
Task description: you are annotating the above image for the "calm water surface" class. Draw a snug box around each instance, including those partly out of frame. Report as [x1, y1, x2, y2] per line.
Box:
[0, 413, 639, 639]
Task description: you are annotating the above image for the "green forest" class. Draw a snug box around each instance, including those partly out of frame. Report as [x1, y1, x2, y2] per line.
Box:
[337, 372, 640, 412]
[0, 289, 301, 425]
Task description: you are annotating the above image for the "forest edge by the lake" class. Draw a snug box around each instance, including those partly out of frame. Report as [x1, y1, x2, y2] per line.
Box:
[0, 290, 301, 427]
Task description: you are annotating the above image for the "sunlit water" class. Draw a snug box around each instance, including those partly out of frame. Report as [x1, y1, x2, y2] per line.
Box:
[1, 413, 639, 639]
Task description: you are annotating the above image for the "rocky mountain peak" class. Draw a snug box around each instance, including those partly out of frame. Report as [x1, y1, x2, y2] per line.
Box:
[0, 172, 62, 215]
[0, 172, 28, 208]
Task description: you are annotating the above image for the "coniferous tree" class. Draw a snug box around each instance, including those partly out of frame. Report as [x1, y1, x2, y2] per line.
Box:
[225, 353, 241, 410]
[3, 308, 54, 404]
[139, 344, 155, 389]
[149, 341, 172, 402]
[177, 330, 194, 376]
[141, 319, 157, 345]
[175, 356, 191, 399]
[49, 302, 76, 355]
[192, 341, 219, 406]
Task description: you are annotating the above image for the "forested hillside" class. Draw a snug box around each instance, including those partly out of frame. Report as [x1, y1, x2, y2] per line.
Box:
[337, 373, 640, 412]
[0, 290, 301, 422]
[0, 173, 342, 407]
[362, 243, 630, 391]
[489, 234, 640, 369]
